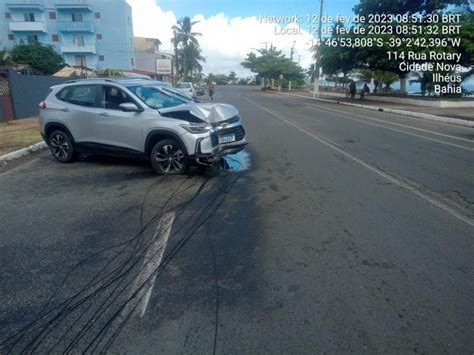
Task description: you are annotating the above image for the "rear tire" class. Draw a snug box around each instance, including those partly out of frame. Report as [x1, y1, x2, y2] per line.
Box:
[48, 130, 76, 163]
[150, 139, 188, 175]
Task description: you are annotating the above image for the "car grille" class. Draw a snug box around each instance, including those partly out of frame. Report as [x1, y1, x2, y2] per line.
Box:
[211, 132, 219, 147]
[212, 115, 240, 128]
[217, 125, 245, 142]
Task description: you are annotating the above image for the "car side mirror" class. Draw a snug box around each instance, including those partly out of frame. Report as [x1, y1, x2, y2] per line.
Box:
[119, 102, 141, 112]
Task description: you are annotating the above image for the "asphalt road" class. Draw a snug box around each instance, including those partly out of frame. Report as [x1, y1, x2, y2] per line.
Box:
[0, 86, 473, 354]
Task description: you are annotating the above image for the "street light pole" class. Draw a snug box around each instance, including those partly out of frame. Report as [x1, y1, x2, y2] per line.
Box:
[313, 0, 324, 98]
[290, 40, 296, 62]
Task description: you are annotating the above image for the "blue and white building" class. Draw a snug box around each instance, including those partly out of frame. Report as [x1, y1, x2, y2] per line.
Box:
[0, 0, 135, 71]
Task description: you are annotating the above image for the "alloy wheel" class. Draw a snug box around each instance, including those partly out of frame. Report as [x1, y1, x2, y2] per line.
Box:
[50, 133, 70, 159]
[154, 144, 185, 173]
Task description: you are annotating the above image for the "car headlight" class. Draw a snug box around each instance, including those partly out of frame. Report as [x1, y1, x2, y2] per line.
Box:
[180, 123, 212, 134]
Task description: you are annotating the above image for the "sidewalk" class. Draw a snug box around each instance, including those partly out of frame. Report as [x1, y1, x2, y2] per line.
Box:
[0, 117, 42, 156]
[282, 90, 474, 124]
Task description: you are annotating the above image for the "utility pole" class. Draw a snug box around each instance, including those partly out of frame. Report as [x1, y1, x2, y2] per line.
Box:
[260, 42, 271, 88]
[290, 40, 296, 62]
[313, 0, 324, 98]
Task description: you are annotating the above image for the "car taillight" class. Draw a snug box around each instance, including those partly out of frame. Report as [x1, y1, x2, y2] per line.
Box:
[39, 101, 46, 110]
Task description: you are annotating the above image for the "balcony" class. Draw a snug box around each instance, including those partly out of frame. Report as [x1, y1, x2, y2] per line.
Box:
[57, 21, 94, 33]
[56, 4, 92, 11]
[9, 21, 47, 32]
[7, 2, 45, 10]
[60, 44, 96, 54]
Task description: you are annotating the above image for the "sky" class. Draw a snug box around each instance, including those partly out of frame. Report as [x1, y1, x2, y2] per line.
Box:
[126, 0, 359, 77]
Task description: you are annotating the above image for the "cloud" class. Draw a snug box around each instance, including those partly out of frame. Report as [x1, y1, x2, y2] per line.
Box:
[127, 0, 315, 77]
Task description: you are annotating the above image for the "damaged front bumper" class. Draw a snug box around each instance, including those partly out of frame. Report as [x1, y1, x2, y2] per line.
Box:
[193, 128, 248, 165]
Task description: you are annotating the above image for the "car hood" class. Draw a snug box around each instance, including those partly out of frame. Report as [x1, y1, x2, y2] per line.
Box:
[159, 102, 239, 124]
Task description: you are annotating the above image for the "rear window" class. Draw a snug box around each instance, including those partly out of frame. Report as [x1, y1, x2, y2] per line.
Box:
[176, 83, 190, 89]
[55, 87, 72, 101]
[67, 85, 99, 107]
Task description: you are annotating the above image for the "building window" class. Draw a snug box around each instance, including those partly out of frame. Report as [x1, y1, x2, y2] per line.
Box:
[27, 34, 38, 43]
[72, 12, 83, 22]
[96, 33, 102, 40]
[95, 12, 100, 19]
[52, 34, 59, 42]
[49, 11, 56, 19]
[8, 34, 14, 41]
[75, 55, 86, 67]
[24, 13, 35, 22]
[99, 55, 104, 61]
[73, 35, 85, 47]
[5, 12, 11, 19]
[131, 57, 134, 66]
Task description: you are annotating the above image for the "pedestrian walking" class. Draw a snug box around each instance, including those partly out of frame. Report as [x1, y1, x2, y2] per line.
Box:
[349, 81, 356, 99]
[208, 81, 215, 101]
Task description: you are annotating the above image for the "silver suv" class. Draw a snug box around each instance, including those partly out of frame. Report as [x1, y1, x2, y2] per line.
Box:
[39, 79, 247, 174]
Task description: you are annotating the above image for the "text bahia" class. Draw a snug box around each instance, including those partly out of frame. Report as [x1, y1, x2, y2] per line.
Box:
[434, 84, 462, 94]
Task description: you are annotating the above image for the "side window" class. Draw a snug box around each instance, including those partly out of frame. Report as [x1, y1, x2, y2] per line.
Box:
[103, 86, 134, 110]
[68, 85, 99, 107]
[56, 87, 72, 101]
[130, 86, 183, 109]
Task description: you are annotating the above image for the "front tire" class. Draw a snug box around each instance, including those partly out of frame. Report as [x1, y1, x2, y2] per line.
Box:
[150, 139, 188, 175]
[48, 130, 76, 163]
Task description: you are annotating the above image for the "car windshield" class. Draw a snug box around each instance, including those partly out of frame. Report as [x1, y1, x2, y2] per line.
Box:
[160, 86, 193, 102]
[127, 85, 187, 109]
[176, 83, 190, 89]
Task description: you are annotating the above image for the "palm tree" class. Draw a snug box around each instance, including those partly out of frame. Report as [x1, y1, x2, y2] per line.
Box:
[306, 64, 316, 83]
[172, 16, 201, 80]
[186, 42, 205, 79]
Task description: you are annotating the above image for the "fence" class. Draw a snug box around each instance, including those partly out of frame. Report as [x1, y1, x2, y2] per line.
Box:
[0, 67, 76, 120]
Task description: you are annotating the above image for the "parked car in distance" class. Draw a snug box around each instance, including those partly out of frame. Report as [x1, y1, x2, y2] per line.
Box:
[194, 82, 205, 96]
[175, 81, 196, 97]
[39, 78, 247, 174]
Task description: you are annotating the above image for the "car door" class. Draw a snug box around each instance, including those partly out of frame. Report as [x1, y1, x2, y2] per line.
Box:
[60, 84, 104, 144]
[95, 85, 144, 152]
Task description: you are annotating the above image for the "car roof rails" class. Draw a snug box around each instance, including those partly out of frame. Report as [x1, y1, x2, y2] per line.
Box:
[63, 78, 117, 84]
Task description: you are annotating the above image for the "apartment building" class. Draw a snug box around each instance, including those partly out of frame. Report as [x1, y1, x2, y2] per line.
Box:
[0, 0, 135, 71]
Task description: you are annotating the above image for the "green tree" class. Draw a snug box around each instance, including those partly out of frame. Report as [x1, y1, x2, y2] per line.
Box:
[351, 0, 471, 93]
[10, 42, 64, 74]
[177, 41, 205, 80]
[0, 48, 14, 66]
[207, 73, 230, 85]
[319, 22, 358, 80]
[228, 71, 237, 83]
[241, 46, 305, 83]
[172, 17, 202, 80]
[374, 70, 399, 93]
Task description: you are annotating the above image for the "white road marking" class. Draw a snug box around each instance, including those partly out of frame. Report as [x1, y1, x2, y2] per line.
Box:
[304, 104, 474, 152]
[273, 93, 474, 150]
[244, 96, 474, 228]
[276, 92, 474, 137]
[126, 211, 175, 318]
[276, 91, 474, 129]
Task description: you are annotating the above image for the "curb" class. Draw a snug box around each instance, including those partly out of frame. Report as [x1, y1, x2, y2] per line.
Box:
[277, 92, 474, 128]
[0, 142, 47, 163]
